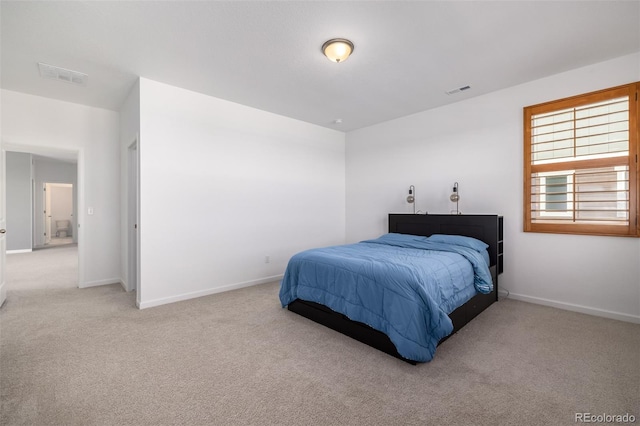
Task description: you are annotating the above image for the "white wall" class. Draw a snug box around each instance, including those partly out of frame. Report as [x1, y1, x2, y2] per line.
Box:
[138, 78, 345, 308]
[5, 152, 31, 251]
[32, 159, 77, 246]
[346, 53, 640, 323]
[1, 90, 121, 288]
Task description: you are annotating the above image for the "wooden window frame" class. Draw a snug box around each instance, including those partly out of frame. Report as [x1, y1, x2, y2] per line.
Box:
[524, 82, 639, 237]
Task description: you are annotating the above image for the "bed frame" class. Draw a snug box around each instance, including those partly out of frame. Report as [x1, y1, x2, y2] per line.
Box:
[287, 214, 504, 363]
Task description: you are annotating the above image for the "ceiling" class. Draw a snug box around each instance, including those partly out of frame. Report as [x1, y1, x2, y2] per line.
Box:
[2, 1, 639, 132]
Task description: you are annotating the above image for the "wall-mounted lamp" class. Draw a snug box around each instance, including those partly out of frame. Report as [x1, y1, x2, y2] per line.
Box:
[322, 38, 354, 63]
[450, 182, 461, 215]
[407, 185, 416, 214]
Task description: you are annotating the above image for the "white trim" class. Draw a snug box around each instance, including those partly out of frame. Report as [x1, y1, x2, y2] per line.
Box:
[1, 148, 6, 309]
[137, 275, 284, 309]
[127, 137, 139, 295]
[76, 148, 85, 289]
[133, 132, 141, 308]
[7, 249, 32, 254]
[507, 292, 640, 324]
[80, 278, 121, 289]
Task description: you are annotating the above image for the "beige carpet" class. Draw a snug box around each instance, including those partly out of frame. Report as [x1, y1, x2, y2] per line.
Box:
[44, 237, 75, 247]
[1, 253, 638, 425]
[5, 244, 78, 291]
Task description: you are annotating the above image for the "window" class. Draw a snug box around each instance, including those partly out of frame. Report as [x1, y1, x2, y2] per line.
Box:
[524, 82, 639, 237]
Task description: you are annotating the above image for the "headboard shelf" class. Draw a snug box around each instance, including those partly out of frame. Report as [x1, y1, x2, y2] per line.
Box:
[389, 213, 503, 276]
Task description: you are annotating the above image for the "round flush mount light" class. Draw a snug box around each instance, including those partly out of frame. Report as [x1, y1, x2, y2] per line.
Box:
[322, 38, 354, 63]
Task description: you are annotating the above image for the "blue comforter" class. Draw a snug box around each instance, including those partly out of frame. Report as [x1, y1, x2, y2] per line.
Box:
[279, 233, 493, 362]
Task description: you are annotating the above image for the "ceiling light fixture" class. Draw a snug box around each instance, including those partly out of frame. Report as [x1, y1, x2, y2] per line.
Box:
[322, 38, 354, 63]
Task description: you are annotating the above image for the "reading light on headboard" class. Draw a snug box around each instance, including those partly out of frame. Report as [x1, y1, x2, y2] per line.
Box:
[450, 182, 461, 215]
[407, 185, 416, 214]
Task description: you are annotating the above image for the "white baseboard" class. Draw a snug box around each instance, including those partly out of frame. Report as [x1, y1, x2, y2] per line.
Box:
[80, 278, 122, 289]
[507, 292, 640, 324]
[7, 249, 32, 254]
[119, 278, 135, 292]
[137, 275, 284, 309]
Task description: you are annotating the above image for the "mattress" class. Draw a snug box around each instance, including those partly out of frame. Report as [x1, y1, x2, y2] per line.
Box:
[279, 233, 493, 362]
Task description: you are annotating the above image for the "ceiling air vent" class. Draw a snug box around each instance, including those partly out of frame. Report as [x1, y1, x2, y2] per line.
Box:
[38, 62, 88, 86]
[445, 85, 471, 95]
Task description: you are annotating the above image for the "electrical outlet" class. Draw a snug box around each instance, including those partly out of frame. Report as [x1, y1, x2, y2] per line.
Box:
[264, 255, 270, 264]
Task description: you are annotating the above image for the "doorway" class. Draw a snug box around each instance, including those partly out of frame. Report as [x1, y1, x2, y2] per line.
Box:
[2, 147, 82, 296]
[43, 183, 74, 247]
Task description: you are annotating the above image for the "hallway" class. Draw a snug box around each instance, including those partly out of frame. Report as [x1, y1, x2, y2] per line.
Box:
[6, 244, 78, 292]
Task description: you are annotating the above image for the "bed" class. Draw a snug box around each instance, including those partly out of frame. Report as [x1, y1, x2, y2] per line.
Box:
[279, 214, 504, 363]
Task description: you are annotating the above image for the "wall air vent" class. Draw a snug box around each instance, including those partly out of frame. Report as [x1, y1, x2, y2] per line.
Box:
[38, 62, 88, 86]
[445, 85, 471, 95]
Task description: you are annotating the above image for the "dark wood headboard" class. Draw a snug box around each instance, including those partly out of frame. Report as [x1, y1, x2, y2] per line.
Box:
[388, 214, 503, 273]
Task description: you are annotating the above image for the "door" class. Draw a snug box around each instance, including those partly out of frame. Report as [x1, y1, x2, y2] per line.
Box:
[44, 183, 52, 244]
[1, 149, 7, 306]
[128, 140, 139, 293]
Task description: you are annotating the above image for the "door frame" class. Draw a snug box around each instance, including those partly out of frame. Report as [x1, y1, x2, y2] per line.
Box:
[43, 182, 74, 244]
[127, 136, 140, 302]
[0, 147, 6, 307]
[44, 183, 51, 245]
[2, 143, 84, 288]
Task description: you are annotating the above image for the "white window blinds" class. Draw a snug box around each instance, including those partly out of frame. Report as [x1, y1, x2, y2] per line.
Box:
[524, 83, 638, 237]
[531, 97, 629, 165]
